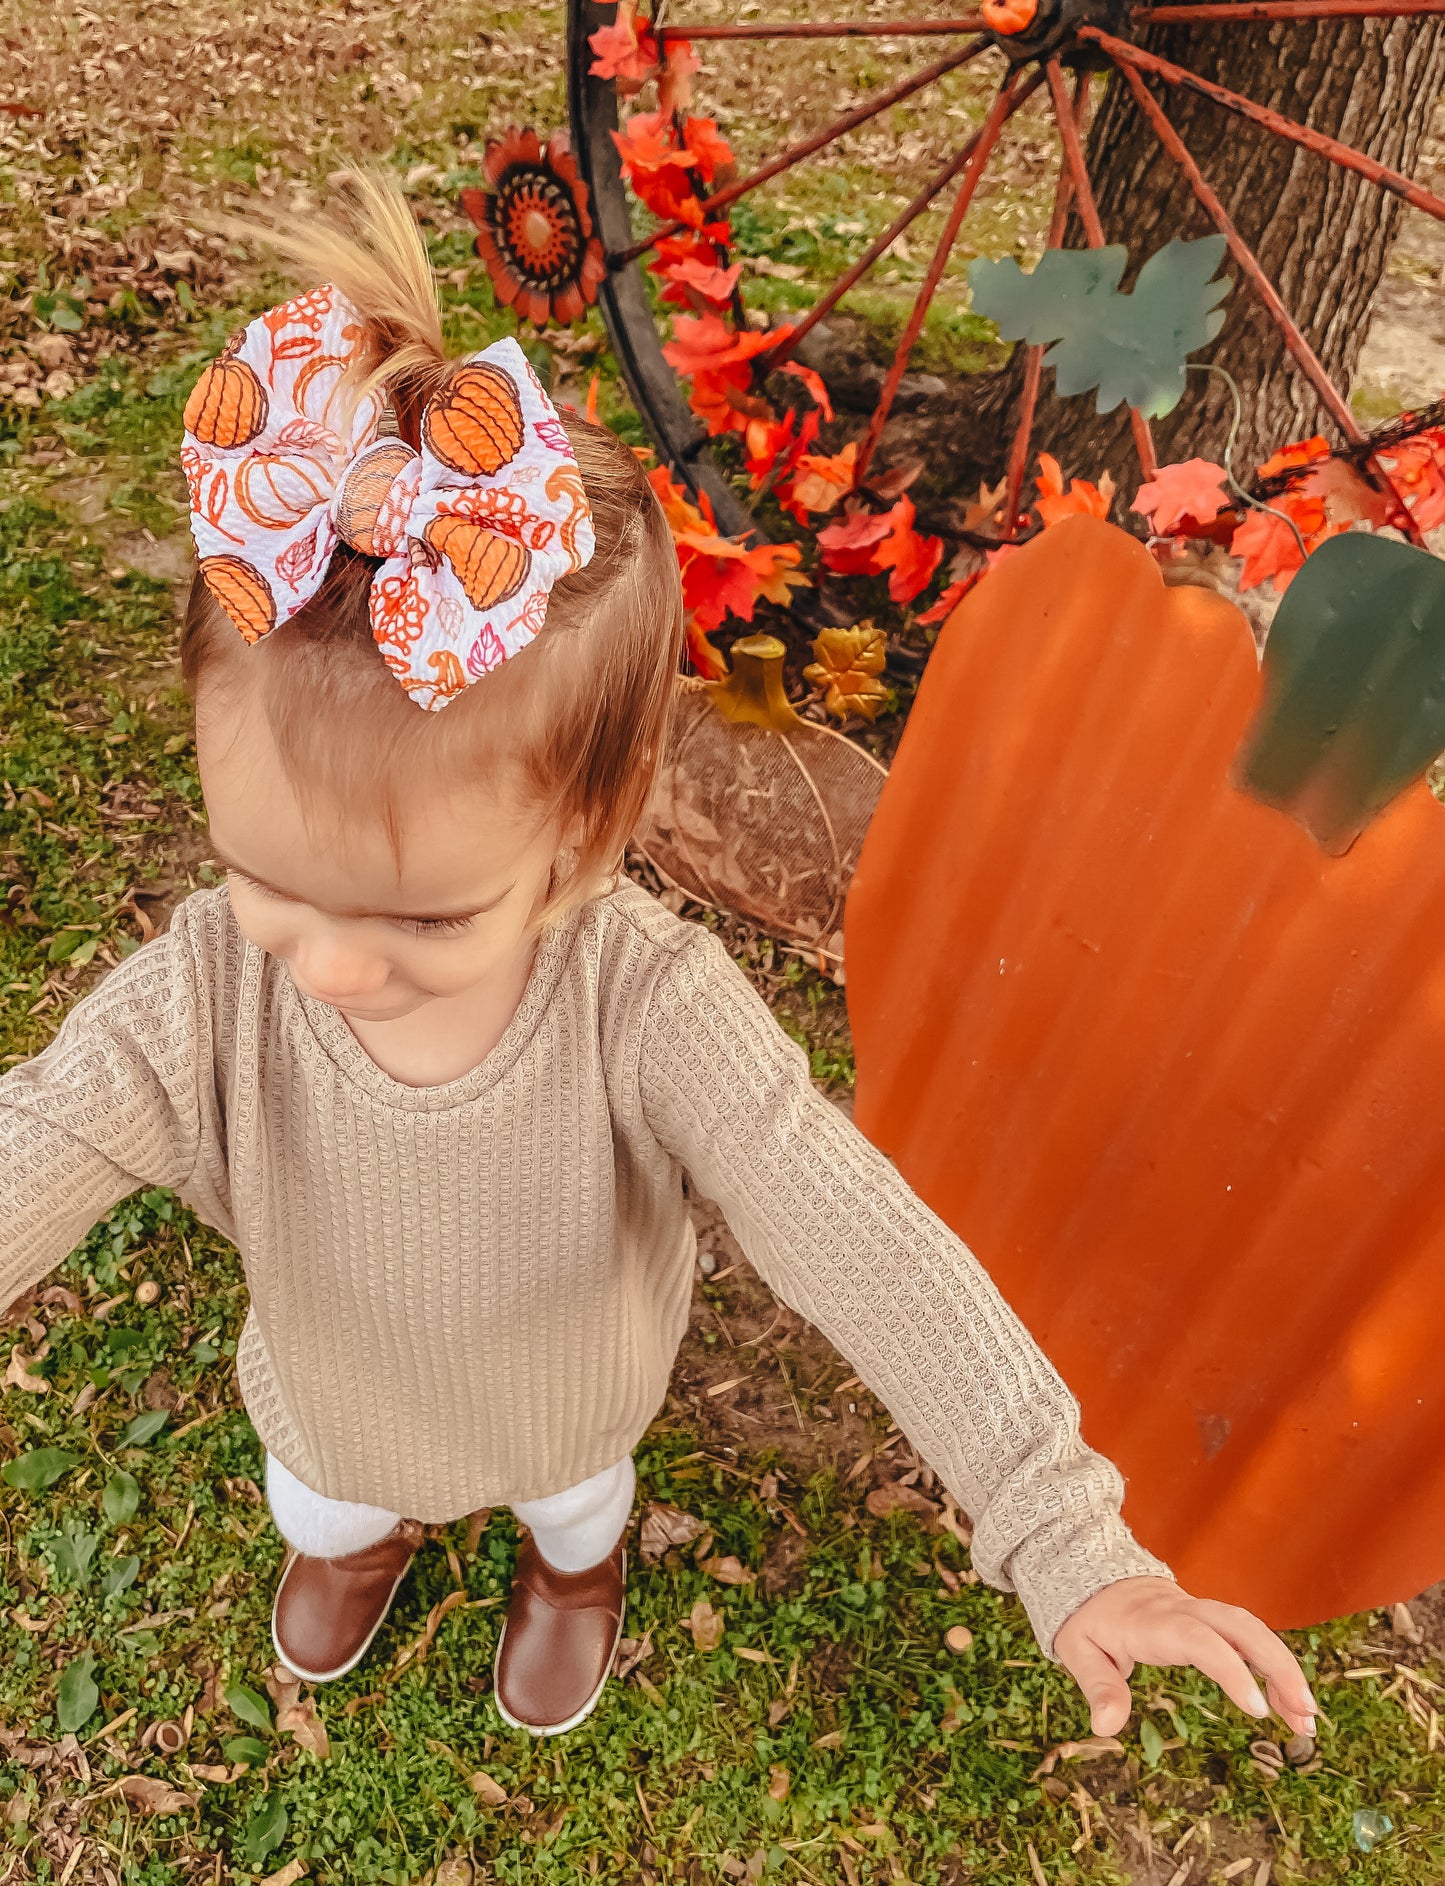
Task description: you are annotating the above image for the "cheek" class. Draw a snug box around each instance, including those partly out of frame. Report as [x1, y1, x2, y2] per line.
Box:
[225, 883, 293, 956]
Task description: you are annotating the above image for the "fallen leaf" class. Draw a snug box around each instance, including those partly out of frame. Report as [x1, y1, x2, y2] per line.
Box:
[768, 1765, 791, 1802]
[639, 1502, 705, 1561]
[1030, 1736, 1125, 1779]
[277, 1698, 330, 1760]
[699, 1554, 757, 1586]
[689, 1598, 725, 1651]
[865, 1482, 941, 1525]
[5, 1341, 50, 1393]
[470, 1771, 508, 1807]
[1131, 458, 1230, 535]
[188, 1764, 231, 1783]
[113, 1775, 196, 1814]
[257, 1862, 309, 1886]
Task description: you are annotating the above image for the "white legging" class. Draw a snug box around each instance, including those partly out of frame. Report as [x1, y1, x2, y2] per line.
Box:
[265, 1452, 636, 1574]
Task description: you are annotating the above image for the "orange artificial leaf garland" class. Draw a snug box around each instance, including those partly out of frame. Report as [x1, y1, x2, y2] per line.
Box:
[1131, 458, 1230, 535]
[1034, 453, 1116, 527]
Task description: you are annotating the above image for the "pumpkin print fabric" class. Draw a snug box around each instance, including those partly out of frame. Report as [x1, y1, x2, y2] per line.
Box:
[183, 285, 595, 712]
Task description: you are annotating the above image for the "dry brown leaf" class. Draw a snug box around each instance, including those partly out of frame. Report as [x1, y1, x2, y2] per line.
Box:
[265, 1663, 302, 1712]
[394, 1588, 466, 1669]
[959, 478, 1007, 536]
[469, 1771, 508, 1807]
[614, 1629, 655, 1681]
[1030, 1737, 1125, 1779]
[639, 1502, 706, 1562]
[768, 1697, 791, 1728]
[257, 1862, 309, 1886]
[767, 1765, 791, 1802]
[5, 1340, 49, 1393]
[188, 1763, 232, 1784]
[699, 1554, 756, 1587]
[277, 1698, 330, 1761]
[38, 1286, 83, 1316]
[865, 1482, 940, 1526]
[689, 1598, 725, 1652]
[803, 624, 890, 722]
[113, 1775, 196, 1814]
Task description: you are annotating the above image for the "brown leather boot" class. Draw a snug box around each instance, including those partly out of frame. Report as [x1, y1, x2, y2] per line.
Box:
[271, 1519, 424, 1683]
[493, 1536, 626, 1736]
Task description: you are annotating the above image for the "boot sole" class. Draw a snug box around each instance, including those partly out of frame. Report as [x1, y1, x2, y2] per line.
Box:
[271, 1546, 417, 1685]
[493, 1552, 627, 1737]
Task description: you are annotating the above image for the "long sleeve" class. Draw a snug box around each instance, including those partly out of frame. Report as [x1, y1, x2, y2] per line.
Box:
[640, 926, 1172, 1657]
[0, 916, 206, 1317]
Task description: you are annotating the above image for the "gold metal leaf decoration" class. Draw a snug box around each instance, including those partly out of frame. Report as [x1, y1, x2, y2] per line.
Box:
[804, 622, 891, 722]
[706, 632, 804, 732]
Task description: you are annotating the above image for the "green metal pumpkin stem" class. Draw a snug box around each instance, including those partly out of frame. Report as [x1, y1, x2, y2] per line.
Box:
[1186, 361, 1308, 558]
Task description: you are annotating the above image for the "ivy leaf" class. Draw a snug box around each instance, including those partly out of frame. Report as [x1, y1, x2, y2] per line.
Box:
[101, 1554, 141, 1599]
[103, 1470, 140, 1526]
[52, 1520, 100, 1587]
[968, 236, 1230, 418]
[238, 1796, 289, 1867]
[225, 1683, 274, 1733]
[56, 1652, 99, 1734]
[224, 1735, 272, 1768]
[121, 1410, 168, 1447]
[3, 1448, 79, 1491]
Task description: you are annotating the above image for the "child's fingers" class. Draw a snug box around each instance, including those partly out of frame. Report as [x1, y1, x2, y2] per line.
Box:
[1154, 1616, 1273, 1722]
[1189, 1600, 1317, 1732]
[1057, 1634, 1134, 1737]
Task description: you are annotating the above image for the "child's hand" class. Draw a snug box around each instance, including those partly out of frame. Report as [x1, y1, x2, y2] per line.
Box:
[1053, 1576, 1317, 1738]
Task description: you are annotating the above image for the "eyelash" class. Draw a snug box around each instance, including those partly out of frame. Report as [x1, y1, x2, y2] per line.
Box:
[227, 872, 474, 937]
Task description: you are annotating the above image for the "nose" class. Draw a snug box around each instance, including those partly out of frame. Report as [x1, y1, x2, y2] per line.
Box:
[291, 929, 391, 1006]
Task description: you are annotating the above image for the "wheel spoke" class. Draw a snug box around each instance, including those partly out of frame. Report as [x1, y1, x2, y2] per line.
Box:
[657, 18, 987, 40]
[1045, 59, 1159, 482]
[765, 107, 1028, 373]
[1083, 27, 1445, 224]
[1004, 72, 1090, 536]
[610, 38, 992, 268]
[1108, 53, 1427, 541]
[1134, 0, 1445, 20]
[853, 72, 1038, 488]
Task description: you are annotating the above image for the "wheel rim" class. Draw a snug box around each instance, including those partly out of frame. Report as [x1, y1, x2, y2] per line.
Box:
[551, 1, 1445, 625]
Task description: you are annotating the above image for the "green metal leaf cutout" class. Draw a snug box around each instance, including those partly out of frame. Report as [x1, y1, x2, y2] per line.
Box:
[1233, 533, 1445, 854]
[967, 235, 1230, 419]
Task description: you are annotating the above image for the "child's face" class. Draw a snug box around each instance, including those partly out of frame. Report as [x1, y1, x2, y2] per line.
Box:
[196, 693, 562, 1022]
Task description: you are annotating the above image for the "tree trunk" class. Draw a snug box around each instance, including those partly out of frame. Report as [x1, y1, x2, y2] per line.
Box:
[971, 13, 1445, 499]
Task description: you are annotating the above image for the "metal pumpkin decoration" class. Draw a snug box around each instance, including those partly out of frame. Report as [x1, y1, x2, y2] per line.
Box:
[635, 634, 887, 967]
[845, 514, 1445, 1628]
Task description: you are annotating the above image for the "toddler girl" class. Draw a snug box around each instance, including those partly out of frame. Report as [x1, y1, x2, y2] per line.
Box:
[0, 179, 1315, 1743]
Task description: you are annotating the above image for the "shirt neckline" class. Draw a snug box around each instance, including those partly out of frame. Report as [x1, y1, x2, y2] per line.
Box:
[280, 908, 580, 1111]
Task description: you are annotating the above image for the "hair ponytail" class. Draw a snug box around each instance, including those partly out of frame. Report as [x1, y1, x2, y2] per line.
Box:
[223, 171, 450, 439]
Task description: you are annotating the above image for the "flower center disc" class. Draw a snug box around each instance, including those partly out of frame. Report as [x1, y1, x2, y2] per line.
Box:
[522, 208, 554, 254]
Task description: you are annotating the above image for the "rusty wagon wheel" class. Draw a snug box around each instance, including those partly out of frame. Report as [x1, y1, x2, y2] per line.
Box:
[530, 0, 1445, 552]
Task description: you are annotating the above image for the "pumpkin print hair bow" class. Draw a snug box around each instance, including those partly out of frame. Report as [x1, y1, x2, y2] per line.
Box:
[182, 284, 594, 712]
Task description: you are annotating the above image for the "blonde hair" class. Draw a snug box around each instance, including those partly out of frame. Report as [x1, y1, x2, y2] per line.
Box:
[180, 174, 684, 924]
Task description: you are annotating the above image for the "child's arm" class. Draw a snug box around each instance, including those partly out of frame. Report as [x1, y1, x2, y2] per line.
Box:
[641, 926, 1314, 1736]
[0, 912, 207, 1318]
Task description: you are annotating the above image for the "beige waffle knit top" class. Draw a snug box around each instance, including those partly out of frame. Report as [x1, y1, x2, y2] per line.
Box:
[0, 881, 1169, 1653]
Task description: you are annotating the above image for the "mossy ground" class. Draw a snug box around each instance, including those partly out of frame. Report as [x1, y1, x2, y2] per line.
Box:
[2, 5, 1444, 1882]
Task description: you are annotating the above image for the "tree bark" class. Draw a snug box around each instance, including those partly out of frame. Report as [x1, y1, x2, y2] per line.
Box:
[968, 13, 1445, 498]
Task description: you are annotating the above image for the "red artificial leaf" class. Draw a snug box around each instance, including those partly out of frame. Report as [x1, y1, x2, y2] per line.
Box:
[659, 40, 703, 118]
[1231, 506, 1308, 593]
[680, 115, 735, 186]
[745, 407, 819, 494]
[817, 506, 895, 576]
[647, 462, 715, 538]
[786, 441, 858, 516]
[659, 254, 743, 308]
[1378, 430, 1445, 534]
[679, 538, 769, 632]
[874, 494, 944, 605]
[589, 3, 659, 89]
[663, 312, 780, 379]
[1035, 453, 1115, 528]
[1257, 434, 1330, 481]
[778, 360, 834, 422]
[612, 110, 696, 179]
[1131, 458, 1230, 535]
[917, 575, 977, 623]
[686, 617, 729, 680]
[745, 540, 809, 606]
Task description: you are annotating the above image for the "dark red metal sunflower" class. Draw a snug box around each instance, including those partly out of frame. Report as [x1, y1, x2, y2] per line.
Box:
[462, 126, 607, 327]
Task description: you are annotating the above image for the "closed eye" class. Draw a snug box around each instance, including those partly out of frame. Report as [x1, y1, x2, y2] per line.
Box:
[226, 868, 474, 935]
